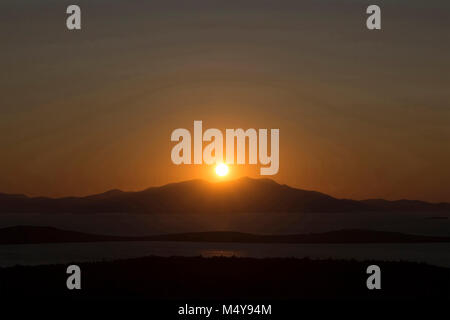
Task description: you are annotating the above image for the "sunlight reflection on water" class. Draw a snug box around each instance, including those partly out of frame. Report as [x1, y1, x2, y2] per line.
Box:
[1, 242, 450, 267]
[200, 250, 245, 258]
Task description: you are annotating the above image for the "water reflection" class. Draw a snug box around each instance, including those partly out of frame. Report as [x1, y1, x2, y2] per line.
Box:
[1, 241, 450, 268]
[200, 249, 245, 258]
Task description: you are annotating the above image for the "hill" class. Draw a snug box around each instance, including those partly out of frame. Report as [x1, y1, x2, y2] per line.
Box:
[1, 177, 449, 214]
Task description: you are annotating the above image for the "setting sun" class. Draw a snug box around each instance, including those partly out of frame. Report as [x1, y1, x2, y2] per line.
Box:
[215, 163, 229, 177]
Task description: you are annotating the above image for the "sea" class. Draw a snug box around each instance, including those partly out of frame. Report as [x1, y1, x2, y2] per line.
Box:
[0, 212, 449, 267]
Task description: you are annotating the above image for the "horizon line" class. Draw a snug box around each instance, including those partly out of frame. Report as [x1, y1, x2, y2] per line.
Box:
[1, 176, 449, 205]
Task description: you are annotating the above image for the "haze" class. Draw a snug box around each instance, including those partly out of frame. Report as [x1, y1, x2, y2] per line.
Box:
[1, 0, 449, 202]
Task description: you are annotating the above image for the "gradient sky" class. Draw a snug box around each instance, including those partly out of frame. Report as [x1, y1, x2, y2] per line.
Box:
[1, 0, 449, 202]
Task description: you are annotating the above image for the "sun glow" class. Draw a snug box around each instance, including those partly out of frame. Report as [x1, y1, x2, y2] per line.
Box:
[215, 163, 229, 177]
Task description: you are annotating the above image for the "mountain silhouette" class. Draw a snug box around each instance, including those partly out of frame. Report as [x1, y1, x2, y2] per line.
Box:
[0, 177, 449, 214]
[1, 226, 449, 245]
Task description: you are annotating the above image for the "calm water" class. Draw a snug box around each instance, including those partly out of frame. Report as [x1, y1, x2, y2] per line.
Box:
[1, 241, 449, 268]
[1, 212, 448, 268]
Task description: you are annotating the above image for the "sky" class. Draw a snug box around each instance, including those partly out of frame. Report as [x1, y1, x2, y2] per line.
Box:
[1, 0, 449, 202]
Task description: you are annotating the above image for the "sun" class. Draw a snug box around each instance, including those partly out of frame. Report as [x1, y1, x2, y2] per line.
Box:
[215, 163, 229, 177]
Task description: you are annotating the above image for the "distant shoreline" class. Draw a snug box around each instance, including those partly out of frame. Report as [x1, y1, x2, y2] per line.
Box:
[1, 226, 449, 246]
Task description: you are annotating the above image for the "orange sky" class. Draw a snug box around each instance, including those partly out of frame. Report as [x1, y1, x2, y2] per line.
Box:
[1, 0, 450, 202]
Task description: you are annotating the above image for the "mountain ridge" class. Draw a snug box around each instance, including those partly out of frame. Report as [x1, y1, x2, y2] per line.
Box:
[0, 177, 449, 214]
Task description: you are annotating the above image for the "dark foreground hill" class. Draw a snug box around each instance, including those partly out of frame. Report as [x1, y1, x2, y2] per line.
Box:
[1, 256, 449, 300]
[1, 225, 449, 245]
[1, 177, 449, 214]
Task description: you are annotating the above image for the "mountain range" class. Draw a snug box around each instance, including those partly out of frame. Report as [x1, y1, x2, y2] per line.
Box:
[1, 177, 449, 214]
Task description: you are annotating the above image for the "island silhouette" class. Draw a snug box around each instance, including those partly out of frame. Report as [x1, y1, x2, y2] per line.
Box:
[1, 225, 449, 245]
